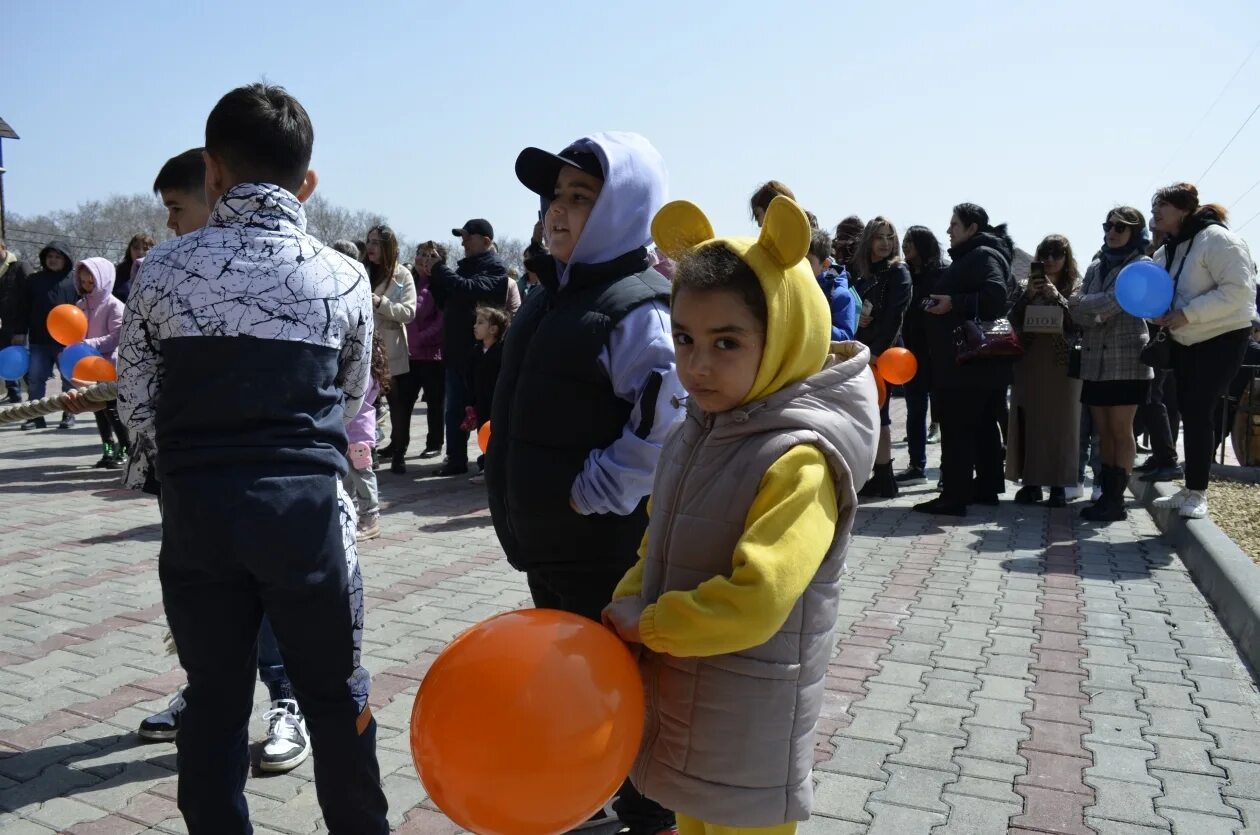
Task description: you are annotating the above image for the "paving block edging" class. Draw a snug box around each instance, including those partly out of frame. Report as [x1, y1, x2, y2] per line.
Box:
[1130, 474, 1260, 674]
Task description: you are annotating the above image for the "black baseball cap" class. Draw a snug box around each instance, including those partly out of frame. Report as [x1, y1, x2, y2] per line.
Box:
[452, 219, 494, 240]
[515, 146, 605, 197]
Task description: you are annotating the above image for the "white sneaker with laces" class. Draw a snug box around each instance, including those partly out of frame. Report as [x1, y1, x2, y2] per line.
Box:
[260, 699, 310, 772]
[1153, 488, 1190, 511]
[1179, 490, 1208, 519]
[138, 688, 187, 741]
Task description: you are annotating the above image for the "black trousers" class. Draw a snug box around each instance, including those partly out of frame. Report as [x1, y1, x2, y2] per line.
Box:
[389, 359, 445, 455]
[1171, 328, 1251, 491]
[160, 467, 388, 835]
[526, 563, 676, 833]
[1140, 369, 1180, 465]
[93, 402, 129, 450]
[934, 385, 1007, 504]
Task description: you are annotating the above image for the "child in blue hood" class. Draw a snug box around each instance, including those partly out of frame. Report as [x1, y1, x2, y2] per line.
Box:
[806, 229, 857, 341]
[485, 131, 683, 835]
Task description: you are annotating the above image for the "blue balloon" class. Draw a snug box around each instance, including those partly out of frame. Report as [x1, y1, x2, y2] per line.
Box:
[59, 342, 100, 381]
[0, 345, 29, 381]
[1115, 261, 1174, 319]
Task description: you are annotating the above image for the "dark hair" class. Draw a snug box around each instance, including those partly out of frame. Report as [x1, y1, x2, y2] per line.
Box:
[475, 304, 511, 342]
[204, 83, 313, 193]
[903, 226, 944, 273]
[370, 333, 392, 395]
[952, 202, 990, 232]
[354, 240, 366, 258]
[365, 224, 400, 291]
[671, 244, 768, 329]
[804, 210, 820, 230]
[419, 240, 449, 263]
[750, 180, 796, 221]
[834, 215, 864, 240]
[153, 148, 206, 195]
[808, 229, 833, 264]
[128, 233, 156, 252]
[1034, 234, 1081, 294]
[331, 239, 359, 259]
[1153, 182, 1199, 214]
[853, 216, 902, 279]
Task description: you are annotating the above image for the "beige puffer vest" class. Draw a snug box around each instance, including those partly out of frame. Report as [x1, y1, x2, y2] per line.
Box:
[631, 343, 879, 827]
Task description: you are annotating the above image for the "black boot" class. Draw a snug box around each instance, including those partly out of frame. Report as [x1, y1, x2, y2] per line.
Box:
[1082, 466, 1127, 522]
[859, 462, 899, 499]
[390, 449, 406, 475]
[94, 442, 114, 468]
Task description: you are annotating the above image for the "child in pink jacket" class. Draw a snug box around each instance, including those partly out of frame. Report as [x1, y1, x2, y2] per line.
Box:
[75, 257, 128, 468]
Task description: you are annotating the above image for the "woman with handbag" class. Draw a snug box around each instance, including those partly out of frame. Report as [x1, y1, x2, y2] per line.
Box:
[1068, 207, 1153, 522]
[1006, 236, 1082, 507]
[914, 203, 1017, 517]
[1147, 184, 1258, 519]
[853, 216, 913, 499]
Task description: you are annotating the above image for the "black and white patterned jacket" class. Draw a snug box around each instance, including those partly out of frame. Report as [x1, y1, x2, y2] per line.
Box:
[117, 183, 374, 489]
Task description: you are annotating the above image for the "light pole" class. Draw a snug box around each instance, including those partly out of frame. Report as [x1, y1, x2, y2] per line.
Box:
[0, 117, 19, 242]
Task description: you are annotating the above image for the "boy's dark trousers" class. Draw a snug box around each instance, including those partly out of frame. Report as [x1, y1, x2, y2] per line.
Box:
[159, 466, 388, 835]
[526, 563, 677, 834]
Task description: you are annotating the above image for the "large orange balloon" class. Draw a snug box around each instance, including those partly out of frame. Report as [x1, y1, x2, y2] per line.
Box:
[47, 305, 88, 347]
[73, 355, 117, 383]
[477, 421, 492, 454]
[874, 347, 918, 386]
[411, 609, 645, 835]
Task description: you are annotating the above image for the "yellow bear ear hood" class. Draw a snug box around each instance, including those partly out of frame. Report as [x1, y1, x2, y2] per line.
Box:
[652, 195, 831, 404]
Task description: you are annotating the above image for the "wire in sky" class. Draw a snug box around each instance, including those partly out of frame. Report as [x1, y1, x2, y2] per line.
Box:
[1198, 100, 1260, 183]
[1159, 39, 1260, 177]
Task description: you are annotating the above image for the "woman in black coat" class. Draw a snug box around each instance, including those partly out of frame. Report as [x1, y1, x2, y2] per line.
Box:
[914, 203, 1017, 517]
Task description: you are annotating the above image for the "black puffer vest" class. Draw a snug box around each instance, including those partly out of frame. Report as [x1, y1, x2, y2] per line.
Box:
[486, 248, 671, 570]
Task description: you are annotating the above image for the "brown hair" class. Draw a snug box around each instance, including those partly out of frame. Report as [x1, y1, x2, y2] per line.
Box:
[371, 333, 392, 395]
[1152, 183, 1231, 227]
[475, 304, 510, 343]
[750, 180, 796, 220]
[808, 229, 833, 264]
[1034, 234, 1081, 294]
[852, 217, 903, 279]
[672, 244, 768, 329]
[127, 233, 156, 253]
[366, 224, 400, 290]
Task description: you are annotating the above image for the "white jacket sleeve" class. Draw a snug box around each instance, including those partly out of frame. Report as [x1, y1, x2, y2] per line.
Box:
[1182, 230, 1257, 326]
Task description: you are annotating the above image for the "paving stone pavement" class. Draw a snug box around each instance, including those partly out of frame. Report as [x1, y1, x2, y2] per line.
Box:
[2, 398, 1259, 834]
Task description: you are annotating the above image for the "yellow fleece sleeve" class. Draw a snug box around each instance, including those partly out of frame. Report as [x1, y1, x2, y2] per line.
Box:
[638, 445, 839, 658]
[611, 498, 651, 600]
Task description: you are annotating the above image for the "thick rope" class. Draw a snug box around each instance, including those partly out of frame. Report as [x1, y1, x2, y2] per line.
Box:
[0, 382, 119, 425]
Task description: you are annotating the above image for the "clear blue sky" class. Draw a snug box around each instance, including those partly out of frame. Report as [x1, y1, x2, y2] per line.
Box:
[5, 0, 1260, 263]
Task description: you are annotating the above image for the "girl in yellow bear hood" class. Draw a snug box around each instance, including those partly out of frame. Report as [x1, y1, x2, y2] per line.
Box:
[603, 196, 880, 834]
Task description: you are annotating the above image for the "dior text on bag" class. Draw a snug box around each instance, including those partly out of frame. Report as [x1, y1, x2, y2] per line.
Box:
[1022, 304, 1065, 334]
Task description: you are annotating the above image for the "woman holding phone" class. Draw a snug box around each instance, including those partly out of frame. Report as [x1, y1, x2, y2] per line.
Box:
[1006, 236, 1081, 507]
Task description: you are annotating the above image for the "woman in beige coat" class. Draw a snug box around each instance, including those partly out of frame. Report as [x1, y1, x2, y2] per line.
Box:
[365, 225, 416, 471]
[1007, 235, 1082, 507]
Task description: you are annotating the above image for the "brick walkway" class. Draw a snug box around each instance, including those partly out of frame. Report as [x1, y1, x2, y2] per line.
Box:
[1, 400, 1258, 834]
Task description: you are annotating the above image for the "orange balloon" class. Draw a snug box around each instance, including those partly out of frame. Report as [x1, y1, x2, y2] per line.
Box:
[47, 305, 88, 347]
[874, 347, 918, 385]
[477, 421, 492, 454]
[411, 609, 645, 835]
[72, 355, 117, 383]
[875, 372, 888, 408]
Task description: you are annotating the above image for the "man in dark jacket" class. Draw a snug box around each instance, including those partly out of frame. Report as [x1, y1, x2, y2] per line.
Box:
[14, 240, 78, 428]
[487, 132, 682, 835]
[428, 219, 508, 475]
[0, 239, 32, 403]
[915, 203, 1016, 517]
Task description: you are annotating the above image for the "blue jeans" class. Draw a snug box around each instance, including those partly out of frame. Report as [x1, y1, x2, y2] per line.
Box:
[904, 373, 931, 471]
[443, 365, 470, 467]
[26, 343, 61, 401]
[256, 616, 292, 703]
[1078, 407, 1101, 485]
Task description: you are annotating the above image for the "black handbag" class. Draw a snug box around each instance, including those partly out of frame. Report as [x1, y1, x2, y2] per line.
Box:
[953, 317, 1024, 364]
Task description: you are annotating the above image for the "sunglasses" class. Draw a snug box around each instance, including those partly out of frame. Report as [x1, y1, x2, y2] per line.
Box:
[1040, 249, 1066, 259]
[1102, 221, 1134, 233]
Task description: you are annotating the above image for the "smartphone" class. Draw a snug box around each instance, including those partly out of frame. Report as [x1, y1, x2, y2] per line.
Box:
[1029, 262, 1045, 286]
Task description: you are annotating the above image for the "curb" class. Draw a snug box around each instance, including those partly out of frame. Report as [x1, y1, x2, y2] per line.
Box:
[1130, 474, 1260, 674]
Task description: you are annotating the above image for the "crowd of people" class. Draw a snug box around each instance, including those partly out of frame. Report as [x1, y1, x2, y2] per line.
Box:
[0, 80, 1258, 835]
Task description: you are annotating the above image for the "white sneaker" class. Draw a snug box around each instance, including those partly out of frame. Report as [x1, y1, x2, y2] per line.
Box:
[1179, 490, 1208, 519]
[1153, 488, 1190, 511]
[138, 688, 186, 741]
[260, 699, 310, 772]
[1065, 485, 1083, 501]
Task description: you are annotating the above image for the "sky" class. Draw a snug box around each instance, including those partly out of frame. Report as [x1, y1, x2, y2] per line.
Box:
[5, 0, 1260, 265]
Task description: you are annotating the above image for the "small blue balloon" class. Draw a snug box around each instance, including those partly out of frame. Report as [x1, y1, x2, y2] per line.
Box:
[0, 345, 30, 380]
[1115, 261, 1174, 319]
[59, 342, 100, 381]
